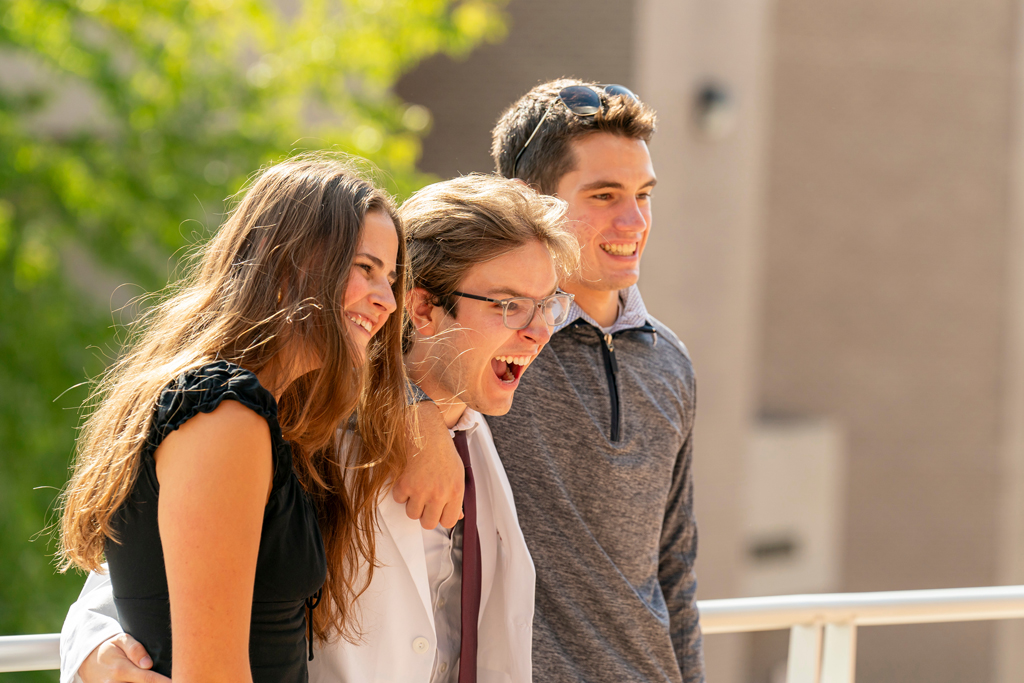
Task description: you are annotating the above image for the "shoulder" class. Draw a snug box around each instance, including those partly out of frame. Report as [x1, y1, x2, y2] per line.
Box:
[625, 316, 695, 378]
[158, 361, 276, 420]
[152, 360, 279, 446]
[175, 399, 270, 439]
[637, 316, 697, 396]
[645, 315, 692, 362]
[153, 397, 274, 501]
[159, 399, 272, 463]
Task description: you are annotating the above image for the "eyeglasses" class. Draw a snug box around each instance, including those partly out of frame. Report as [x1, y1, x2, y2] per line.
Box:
[511, 84, 640, 178]
[452, 290, 575, 330]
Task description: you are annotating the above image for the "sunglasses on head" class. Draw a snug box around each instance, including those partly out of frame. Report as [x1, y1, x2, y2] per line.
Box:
[511, 84, 640, 179]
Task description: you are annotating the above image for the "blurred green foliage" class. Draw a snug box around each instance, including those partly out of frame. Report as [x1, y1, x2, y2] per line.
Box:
[0, 0, 505, 679]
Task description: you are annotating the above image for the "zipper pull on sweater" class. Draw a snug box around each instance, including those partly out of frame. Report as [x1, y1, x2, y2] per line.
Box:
[603, 333, 619, 373]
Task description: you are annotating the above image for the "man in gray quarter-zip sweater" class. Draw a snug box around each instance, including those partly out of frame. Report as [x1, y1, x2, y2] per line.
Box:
[485, 79, 705, 683]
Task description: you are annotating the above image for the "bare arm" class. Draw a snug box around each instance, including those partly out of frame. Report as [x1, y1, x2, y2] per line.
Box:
[155, 400, 273, 683]
[391, 400, 465, 529]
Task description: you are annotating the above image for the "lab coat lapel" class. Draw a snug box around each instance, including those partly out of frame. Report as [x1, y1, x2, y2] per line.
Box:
[377, 493, 433, 621]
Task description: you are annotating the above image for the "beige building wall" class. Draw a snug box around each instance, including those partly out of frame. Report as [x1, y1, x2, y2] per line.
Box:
[757, 0, 1017, 681]
[997, 5, 1024, 681]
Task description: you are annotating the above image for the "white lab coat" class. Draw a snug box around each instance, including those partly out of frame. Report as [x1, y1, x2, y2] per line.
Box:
[313, 410, 534, 683]
[60, 409, 535, 683]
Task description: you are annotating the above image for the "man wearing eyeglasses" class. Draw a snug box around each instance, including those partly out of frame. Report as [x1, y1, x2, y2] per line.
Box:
[484, 79, 705, 683]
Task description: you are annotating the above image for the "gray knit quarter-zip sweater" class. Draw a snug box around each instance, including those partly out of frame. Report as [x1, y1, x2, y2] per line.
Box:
[486, 290, 704, 683]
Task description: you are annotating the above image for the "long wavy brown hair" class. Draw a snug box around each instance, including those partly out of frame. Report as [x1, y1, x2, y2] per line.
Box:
[58, 153, 408, 643]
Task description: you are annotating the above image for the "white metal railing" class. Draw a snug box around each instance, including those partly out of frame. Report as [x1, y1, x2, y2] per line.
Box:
[699, 585, 1024, 683]
[3, 585, 1024, 679]
[0, 633, 60, 673]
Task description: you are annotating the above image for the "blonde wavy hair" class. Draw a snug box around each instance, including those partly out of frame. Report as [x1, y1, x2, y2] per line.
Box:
[58, 153, 408, 643]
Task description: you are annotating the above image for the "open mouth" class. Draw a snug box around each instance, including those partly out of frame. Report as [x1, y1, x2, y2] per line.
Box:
[600, 243, 638, 257]
[491, 354, 533, 384]
[347, 313, 373, 334]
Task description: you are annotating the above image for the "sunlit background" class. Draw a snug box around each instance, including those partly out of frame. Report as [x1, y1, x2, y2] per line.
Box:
[4, 1, 1024, 682]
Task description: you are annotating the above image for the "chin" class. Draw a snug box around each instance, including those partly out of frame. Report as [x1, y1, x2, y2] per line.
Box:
[476, 396, 514, 418]
[601, 270, 640, 291]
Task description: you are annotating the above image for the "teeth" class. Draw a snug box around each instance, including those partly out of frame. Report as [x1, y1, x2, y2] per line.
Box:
[348, 315, 372, 333]
[494, 355, 533, 366]
[601, 243, 637, 256]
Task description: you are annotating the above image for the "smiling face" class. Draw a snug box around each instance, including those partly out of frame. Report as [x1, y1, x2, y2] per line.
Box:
[342, 210, 400, 362]
[407, 239, 559, 422]
[554, 132, 656, 317]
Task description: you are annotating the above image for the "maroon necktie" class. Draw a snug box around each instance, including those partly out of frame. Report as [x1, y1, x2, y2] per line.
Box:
[453, 429, 481, 683]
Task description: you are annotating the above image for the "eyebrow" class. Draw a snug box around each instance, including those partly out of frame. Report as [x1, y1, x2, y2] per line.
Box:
[578, 178, 658, 193]
[357, 252, 398, 281]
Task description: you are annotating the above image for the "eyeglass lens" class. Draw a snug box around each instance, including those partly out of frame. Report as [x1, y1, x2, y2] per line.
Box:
[558, 84, 640, 117]
[558, 86, 603, 116]
[503, 295, 572, 329]
[601, 84, 638, 100]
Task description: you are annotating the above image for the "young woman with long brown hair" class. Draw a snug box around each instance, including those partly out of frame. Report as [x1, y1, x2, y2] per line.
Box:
[58, 154, 409, 683]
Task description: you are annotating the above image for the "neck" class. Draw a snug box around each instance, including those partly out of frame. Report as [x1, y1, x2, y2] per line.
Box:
[256, 343, 322, 401]
[563, 283, 620, 328]
[404, 350, 467, 429]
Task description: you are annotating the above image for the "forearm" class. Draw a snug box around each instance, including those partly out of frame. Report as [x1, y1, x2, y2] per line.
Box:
[392, 398, 464, 529]
[60, 569, 126, 683]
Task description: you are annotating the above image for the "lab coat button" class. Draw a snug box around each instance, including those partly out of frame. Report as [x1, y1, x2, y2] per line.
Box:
[412, 637, 430, 654]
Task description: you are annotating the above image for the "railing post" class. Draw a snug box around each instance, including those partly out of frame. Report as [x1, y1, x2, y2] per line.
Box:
[820, 623, 857, 683]
[786, 623, 823, 683]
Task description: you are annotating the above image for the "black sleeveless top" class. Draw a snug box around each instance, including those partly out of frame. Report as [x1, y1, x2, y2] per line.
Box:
[105, 361, 327, 682]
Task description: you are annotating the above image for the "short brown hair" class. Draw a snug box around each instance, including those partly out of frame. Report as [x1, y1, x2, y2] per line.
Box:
[491, 78, 657, 194]
[400, 173, 578, 353]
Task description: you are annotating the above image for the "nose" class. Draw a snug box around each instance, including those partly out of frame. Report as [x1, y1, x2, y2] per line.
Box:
[615, 197, 649, 233]
[370, 277, 397, 316]
[519, 308, 553, 346]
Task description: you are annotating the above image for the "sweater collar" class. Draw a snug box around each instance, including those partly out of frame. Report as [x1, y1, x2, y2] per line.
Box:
[555, 284, 650, 335]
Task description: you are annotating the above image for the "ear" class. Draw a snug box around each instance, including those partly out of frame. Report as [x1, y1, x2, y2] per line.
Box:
[406, 287, 440, 338]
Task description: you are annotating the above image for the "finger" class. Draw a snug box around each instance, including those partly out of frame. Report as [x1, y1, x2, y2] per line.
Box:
[404, 496, 425, 521]
[392, 481, 411, 504]
[438, 501, 461, 529]
[419, 501, 443, 530]
[119, 633, 154, 670]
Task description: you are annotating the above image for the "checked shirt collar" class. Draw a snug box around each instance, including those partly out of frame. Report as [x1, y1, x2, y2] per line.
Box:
[554, 284, 650, 336]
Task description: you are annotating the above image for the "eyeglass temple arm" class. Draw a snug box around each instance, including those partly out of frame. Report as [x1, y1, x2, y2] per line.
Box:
[452, 291, 497, 304]
[511, 101, 555, 179]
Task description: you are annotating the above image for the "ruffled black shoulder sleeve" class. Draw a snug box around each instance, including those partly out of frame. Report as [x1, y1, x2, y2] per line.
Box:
[147, 361, 288, 485]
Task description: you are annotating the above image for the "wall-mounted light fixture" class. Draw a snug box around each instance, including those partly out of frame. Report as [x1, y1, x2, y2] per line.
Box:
[694, 81, 737, 141]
